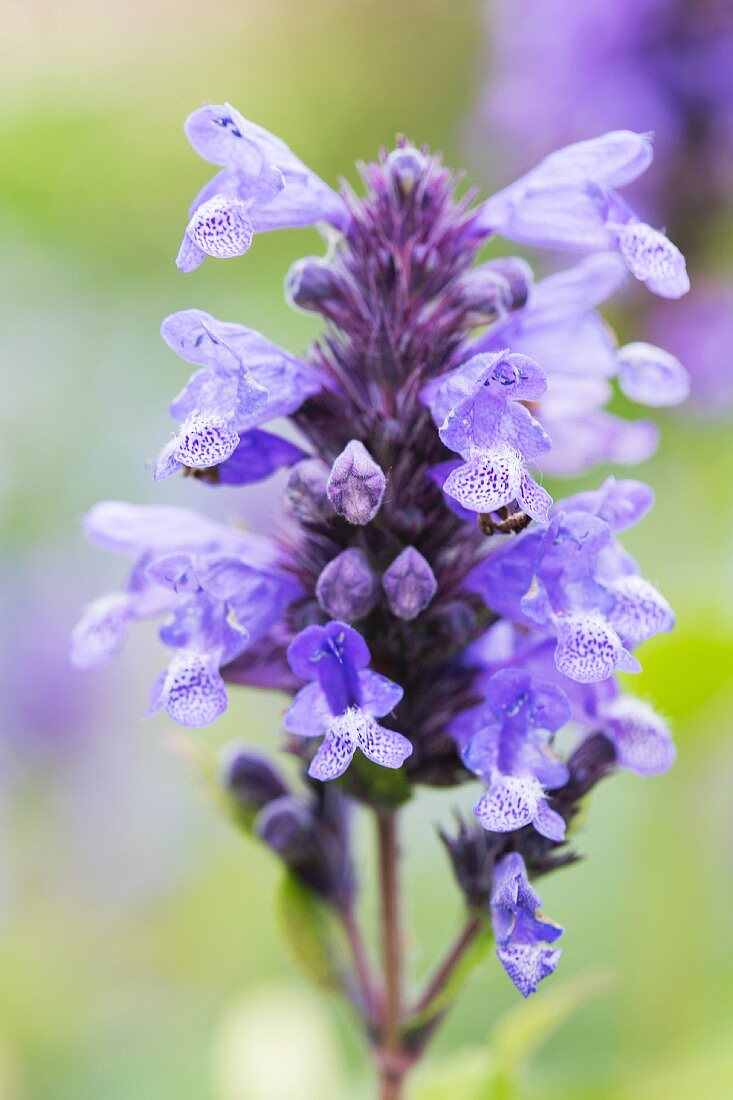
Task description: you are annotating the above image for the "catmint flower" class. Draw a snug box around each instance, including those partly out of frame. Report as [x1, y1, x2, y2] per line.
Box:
[470, 481, 674, 684]
[75, 106, 687, 1007]
[316, 549, 378, 622]
[382, 547, 437, 621]
[474, 132, 690, 299]
[460, 669, 569, 841]
[490, 852, 563, 997]
[478, 0, 733, 412]
[326, 440, 387, 525]
[284, 622, 410, 780]
[176, 102, 348, 270]
[153, 309, 317, 483]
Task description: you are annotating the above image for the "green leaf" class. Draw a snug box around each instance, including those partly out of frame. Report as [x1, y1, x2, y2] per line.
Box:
[275, 871, 346, 995]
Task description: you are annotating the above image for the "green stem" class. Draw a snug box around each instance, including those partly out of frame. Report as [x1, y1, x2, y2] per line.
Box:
[411, 915, 483, 1019]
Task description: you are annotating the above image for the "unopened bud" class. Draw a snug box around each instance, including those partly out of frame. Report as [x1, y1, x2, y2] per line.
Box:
[221, 745, 289, 811]
[286, 257, 341, 313]
[316, 548, 379, 621]
[382, 546, 437, 621]
[386, 145, 428, 196]
[285, 458, 332, 523]
[460, 257, 533, 323]
[327, 440, 386, 525]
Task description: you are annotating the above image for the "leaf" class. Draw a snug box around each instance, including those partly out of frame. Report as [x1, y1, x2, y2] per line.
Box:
[276, 870, 346, 995]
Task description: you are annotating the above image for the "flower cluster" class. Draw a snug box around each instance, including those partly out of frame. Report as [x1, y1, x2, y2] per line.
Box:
[74, 103, 685, 999]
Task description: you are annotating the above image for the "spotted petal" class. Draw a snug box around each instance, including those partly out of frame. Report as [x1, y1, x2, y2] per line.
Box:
[308, 713, 358, 780]
[357, 717, 413, 769]
[149, 651, 228, 727]
[517, 474, 552, 523]
[616, 342, 690, 406]
[615, 221, 690, 299]
[69, 594, 132, 670]
[173, 413, 240, 469]
[603, 697, 676, 776]
[474, 774, 541, 832]
[554, 613, 635, 683]
[608, 575, 675, 647]
[443, 446, 523, 513]
[497, 944, 563, 999]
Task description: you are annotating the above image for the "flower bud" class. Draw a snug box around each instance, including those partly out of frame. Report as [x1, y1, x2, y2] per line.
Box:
[386, 145, 428, 196]
[326, 440, 386, 525]
[220, 745, 290, 811]
[285, 458, 332, 523]
[286, 257, 342, 314]
[382, 546, 437, 621]
[315, 548, 379, 621]
[257, 793, 355, 909]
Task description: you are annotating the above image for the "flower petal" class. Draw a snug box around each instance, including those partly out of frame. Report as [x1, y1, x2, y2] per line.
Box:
[308, 717, 358, 781]
[153, 651, 228, 727]
[173, 414, 240, 469]
[616, 342, 690, 406]
[184, 196, 254, 261]
[603, 697, 676, 776]
[517, 474, 552, 524]
[443, 446, 523, 513]
[496, 944, 563, 998]
[283, 681, 333, 737]
[615, 221, 690, 298]
[474, 774, 541, 833]
[608, 575, 675, 647]
[554, 613, 627, 683]
[357, 718, 413, 769]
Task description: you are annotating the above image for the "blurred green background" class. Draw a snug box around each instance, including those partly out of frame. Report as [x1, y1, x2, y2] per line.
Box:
[2, 1, 733, 1097]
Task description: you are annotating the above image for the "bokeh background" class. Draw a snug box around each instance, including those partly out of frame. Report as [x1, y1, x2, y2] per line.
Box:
[2, 1, 733, 1097]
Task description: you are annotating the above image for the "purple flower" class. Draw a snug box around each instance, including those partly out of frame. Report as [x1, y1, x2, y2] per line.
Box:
[469, 479, 674, 684]
[491, 852, 563, 997]
[176, 102, 348, 270]
[153, 309, 317, 482]
[474, 132, 689, 299]
[71, 502, 301, 727]
[424, 350, 552, 521]
[284, 621, 411, 780]
[472, 255, 669, 474]
[460, 669, 569, 841]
